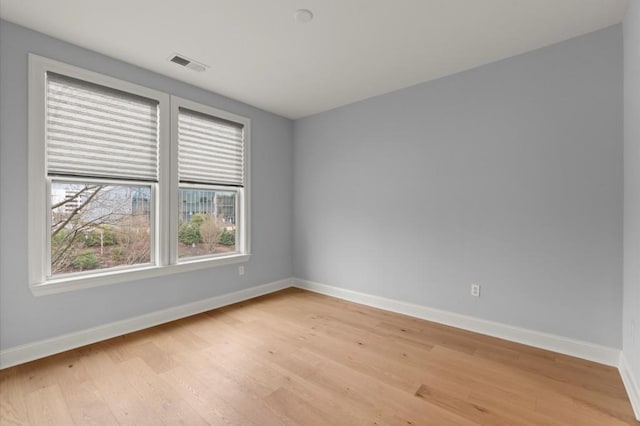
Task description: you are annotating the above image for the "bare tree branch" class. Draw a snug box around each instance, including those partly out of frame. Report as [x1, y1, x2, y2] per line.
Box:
[51, 185, 104, 237]
[50, 183, 152, 273]
[51, 228, 81, 269]
[51, 184, 100, 210]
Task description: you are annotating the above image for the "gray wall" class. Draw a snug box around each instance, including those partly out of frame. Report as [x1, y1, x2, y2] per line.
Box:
[624, 2, 640, 389]
[0, 20, 294, 350]
[293, 25, 623, 347]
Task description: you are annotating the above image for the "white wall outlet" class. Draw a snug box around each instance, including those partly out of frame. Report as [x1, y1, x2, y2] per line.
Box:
[471, 284, 480, 297]
[238, 265, 245, 276]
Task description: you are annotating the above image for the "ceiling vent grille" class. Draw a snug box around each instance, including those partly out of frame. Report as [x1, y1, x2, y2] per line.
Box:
[168, 54, 208, 72]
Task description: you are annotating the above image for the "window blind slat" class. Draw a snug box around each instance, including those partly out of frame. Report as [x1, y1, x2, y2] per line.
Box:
[180, 124, 242, 143]
[179, 155, 243, 172]
[48, 124, 157, 148]
[179, 134, 244, 154]
[46, 72, 159, 181]
[48, 81, 156, 115]
[48, 148, 158, 168]
[181, 164, 243, 179]
[179, 154, 243, 170]
[180, 141, 243, 160]
[48, 105, 158, 134]
[178, 107, 244, 187]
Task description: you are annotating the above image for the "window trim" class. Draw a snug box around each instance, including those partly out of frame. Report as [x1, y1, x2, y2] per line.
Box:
[28, 54, 251, 296]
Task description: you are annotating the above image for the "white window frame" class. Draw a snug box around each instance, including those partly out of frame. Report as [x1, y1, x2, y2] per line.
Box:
[28, 54, 250, 296]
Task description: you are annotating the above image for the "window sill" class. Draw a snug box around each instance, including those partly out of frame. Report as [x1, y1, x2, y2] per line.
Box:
[30, 253, 251, 296]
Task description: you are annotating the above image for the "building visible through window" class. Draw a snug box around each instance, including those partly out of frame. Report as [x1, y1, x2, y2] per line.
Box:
[178, 189, 235, 224]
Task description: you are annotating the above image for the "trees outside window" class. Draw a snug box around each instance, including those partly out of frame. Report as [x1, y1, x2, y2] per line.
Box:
[50, 182, 151, 273]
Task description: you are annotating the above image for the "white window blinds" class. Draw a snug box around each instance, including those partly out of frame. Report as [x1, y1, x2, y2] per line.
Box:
[178, 107, 245, 187]
[46, 72, 159, 181]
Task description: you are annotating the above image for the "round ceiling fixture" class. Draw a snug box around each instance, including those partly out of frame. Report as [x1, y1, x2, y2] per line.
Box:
[294, 9, 314, 23]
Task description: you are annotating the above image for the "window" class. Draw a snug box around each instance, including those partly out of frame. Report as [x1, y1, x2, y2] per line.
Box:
[28, 55, 250, 295]
[175, 103, 247, 260]
[46, 73, 158, 275]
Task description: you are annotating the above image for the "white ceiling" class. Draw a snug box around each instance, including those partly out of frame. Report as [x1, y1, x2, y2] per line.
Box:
[0, 0, 628, 119]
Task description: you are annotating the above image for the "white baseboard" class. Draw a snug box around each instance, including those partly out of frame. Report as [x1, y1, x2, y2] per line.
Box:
[0, 278, 292, 370]
[293, 278, 621, 367]
[620, 353, 640, 421]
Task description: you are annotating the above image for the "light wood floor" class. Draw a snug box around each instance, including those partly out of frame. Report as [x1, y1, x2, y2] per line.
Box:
[1, 288, 637, 425]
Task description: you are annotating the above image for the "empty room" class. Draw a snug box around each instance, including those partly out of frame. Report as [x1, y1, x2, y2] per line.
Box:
[0, 0, 639, 424]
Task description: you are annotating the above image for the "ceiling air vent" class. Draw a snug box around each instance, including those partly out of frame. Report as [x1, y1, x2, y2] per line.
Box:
[168, 53, 208, 72]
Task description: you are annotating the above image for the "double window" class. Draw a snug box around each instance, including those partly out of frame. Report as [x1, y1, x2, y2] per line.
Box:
[28, 55, 250, 295]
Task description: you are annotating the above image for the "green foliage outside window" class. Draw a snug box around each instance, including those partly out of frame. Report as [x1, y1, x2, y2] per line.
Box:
[179, 222, 202, 245]
[218, 229, 235, 246]
[72, 252, 100, 270]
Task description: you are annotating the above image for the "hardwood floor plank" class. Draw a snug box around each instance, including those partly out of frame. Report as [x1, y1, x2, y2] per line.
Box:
[116, 357, 208, 425]
[298, 347, 478, 426]
[79, 349, 167, 425]
[25, 384, 74, 426]
[40, 351, 117, 426]
[0, 368, 30, 425]
[159, 365, 258, 425]
[196, 359, 297, 426]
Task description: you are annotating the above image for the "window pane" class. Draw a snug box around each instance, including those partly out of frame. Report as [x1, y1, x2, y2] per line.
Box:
[51, 181, 151, 275]
[178, 189, 236, 259]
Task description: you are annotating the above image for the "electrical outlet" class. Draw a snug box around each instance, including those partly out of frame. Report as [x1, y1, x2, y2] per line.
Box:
[239, 265, 245, 276]
[471, 284, 480, 297]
